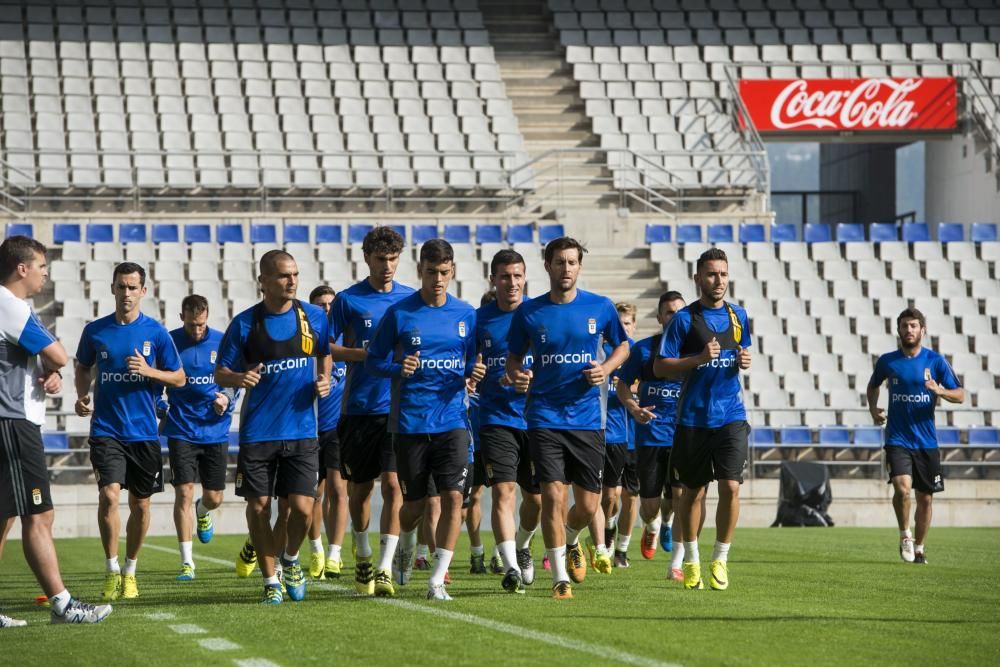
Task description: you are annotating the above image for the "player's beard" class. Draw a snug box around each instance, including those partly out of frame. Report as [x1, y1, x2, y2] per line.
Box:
[899, 332, 922, 352]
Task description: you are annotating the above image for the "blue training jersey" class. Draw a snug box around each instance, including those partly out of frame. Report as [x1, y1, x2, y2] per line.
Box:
[508, 289, 629, 431]
[618, 335, 681, 448]
[318, 359, 347, 433]
[330, 280, 414, 416]
[868, 347, 960, 450]
[468, 388, 481, 451]
[658, 302, 751, 429]
[216, 302, 330, 444]
[76, 313, 182, 442]
[605, 339, 634, 445]
[475, 300, 531, 430]
[365, 292, 477, 435]
[160, 327, 236, 444]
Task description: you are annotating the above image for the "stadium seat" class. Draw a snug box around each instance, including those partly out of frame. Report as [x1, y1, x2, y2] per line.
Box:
[803, 223, 832, 243]
[86, 224, 114, 244]
[412, 224, 439, 245]
[476, 224, 503, 245]
[739, 223, 765, 243]
[818, 426, 850, 445]
[443, 224, 472, 245]
[750, 427, 775, 446]
[119, 223, 147, 243]
[539, 224, 565, 245]
[937, 223, 964, 243]
[217, 224, 244, 245]
[250, 224, 277, 245]
[185, 225, 212, 244]
[152, 224, 180, 244]
[970, 223, 998, 243]
[779, 426, 812, 445]
[348, 224, 374, 247]
[968, 427, 1000, 446]
[936, 428, 962, 446]
[4, 223, 33, 238]
[645, 224, 671, 244]
[283, 224, 310, 244]
[707, 224, 733, 244]
[676, 224, 702, 244]
[901, 223, 931, 243]
[852, 427, 883, 447]
[316, 225, 344, 245]
[53, 223, 82, 244]
[868, 222, 898, 243]
[506, 224, 534, 245]
[835, 223, 865, 243]
[42, 433, 69, 452]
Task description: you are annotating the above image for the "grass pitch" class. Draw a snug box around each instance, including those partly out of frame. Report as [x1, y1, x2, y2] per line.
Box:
[1, 528, 998, 666]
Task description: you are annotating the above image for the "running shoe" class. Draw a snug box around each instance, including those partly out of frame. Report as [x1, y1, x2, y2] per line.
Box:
[426, 584, 452, 601]
[282, 559, 307, 601]
[102, 572, 121, 601]
[414, 555, 431, 571]
[551, 581, 573, 600]
[195, 498, 214, 544]
[914, 551, 928, 565]
[659, 523, 672, 552]
[236, 538, 258, 578]
[50, 598, 112, 624]
[613, 550, 631, 568]
[900, 537, 916, 563]
[121, 574, 139, 599]
[682, 562, 704, 590]
[0, 614, 27, 628]
[261, 583, 282, 605]
[325, 558, 343, 579]
[374, 568, 395, 597]
[470, 552, 487, 574]
[584, 537, 598, 570]
[604, 524, 617, 551]
[670, 567, 684, 582]
[501, 568, 525, 594]
[309, 551, 325, 579]
[542, 555, 551, 571]
[393, 543, 413, 585]
[488, 554, 504, 575]
[354, 558, 375, 595]
[566, 542, 587, 583]
[640, 527, 657, 560]
[175, 563, 195, 581]
[709, 560, 729, 591]
[516, 548, 535, 586]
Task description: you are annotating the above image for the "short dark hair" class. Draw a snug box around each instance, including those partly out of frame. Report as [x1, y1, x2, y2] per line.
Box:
[696, 247, 728, 273]
[259, 249, 295, 276]
[543, 236, 587, 264]
[489, 249, 525, 277]
[419, 238, 454, 266]
[363, 226, 405, 257]
[658, 290, 684, 309]
[309, 285, 335, 303]
[181, 294, 208, 314]
[480, 290, 497, 306]
[113, 261, 146, 286]
[897, 307, 926, 330]
[0, 235, 46, 282]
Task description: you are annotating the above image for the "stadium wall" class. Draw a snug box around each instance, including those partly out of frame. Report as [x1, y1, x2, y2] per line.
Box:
[925, 133, 1000, 226]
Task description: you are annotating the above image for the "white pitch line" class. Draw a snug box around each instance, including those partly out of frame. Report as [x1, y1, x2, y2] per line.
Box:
[145, 612, 177, 621]
[169, 623, 207, 635]
[145, 543, 679, 667]
[234, 660, 282, 667]
[199, 638, 242, 651]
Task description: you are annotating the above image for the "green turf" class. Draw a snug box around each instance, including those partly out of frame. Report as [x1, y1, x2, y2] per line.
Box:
[1, 529, 998, 666]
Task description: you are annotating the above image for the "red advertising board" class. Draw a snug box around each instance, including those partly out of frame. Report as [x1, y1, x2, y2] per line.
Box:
[738, 78, 958, 133]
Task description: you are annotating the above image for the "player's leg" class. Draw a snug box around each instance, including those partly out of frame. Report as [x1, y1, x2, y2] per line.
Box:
[614, 452, 640, 567]
[707, 421, 748, 591]
[123, 491, 151, 598]
[425, 430, 471, 599]
[173, 481, 196, 579]
[514, 430, 541, 577]
[273, 438, 321, 601]
[237, 442, 284, 602]
[913, 491, 932, 563]
[911, 448, 942, 564]
[600, 485, 620, 549]
[193, 442, 225, 548]
[90, 438, 125, 599]
[0, 516, 12, 559]
[886, 445, 916, 562]
[324, 468, 349, 577]
[307, 477, 326, 578]
[118, 439, 165, 598]
[658, 450, 674, 552]
[466, 483, 486, 573]
[637, 446, 665, 560]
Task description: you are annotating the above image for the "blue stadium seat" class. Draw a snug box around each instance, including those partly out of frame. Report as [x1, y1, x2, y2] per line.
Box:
[970, 222, 997, 243]
[676, 224, 702, 244]
[739, 223, 765, 243]
[42, 433, 68, 452]
[645, 224, 671, 244]
[770, 223, 798, 243]
[852, 427, 883, 447]
[539, 224, 565, 245]
[476, 224, 502, 244]
[283, 224, 310, 244]
[968, 427, 1000, 447]
[803, 223, 832, 243]
[751, 427, 775, 446]
[936, 427, 961, 446]
[53, 223, 81, 244]
[443, 224, 471, 244]
[250, 223, 277, 244]
[901, 223, 930, 242]
[818, 426, 850, 445]
[5, 223, 34, 238]
[185, 224, 212, 244]
[228, 431, 240, 455]
[217, 224, 244, 244]
[835, 223, 865, 243]
[780, 427, 812, 445]
[152, 223, 179, 244]
[707, 224, 733, 244]
[936, 223, 964, 243]
[507, 224, 534, 244]
[868, 222, 898, 242]
[316, 225, 343, 244]
[119, 223, 146, 243]
[86, 224, 114, 244]
[387, 225, 406, 243]
[412, 225, 438, 244]
[348, 224, 373, 245]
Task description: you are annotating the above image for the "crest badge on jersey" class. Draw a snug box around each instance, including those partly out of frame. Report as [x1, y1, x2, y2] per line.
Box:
[458, 321, 466, 338]
[32, 488, 42, 505]
[588, 318, 597, 334]
[210, 350, 217, 364]
[142, 341, 151, 356]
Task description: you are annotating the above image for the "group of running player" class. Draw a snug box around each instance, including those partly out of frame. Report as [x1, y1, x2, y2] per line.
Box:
[0, 224, 962, 623]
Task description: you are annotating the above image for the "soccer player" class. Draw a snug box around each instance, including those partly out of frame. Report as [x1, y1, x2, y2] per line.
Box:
[653, 248, 751, 591]
[464, 383, 488, 574]
[0, 235, 111, 626]
[366, 239, 482, 600]
[476, 252, 542, 593]
[329, 226, 412, 596]
[75, 262, 185, 600]
[506, 237, 630, 600]
[866, 308, 963, 564]
[215, 250, 331, 605]
[159, 295, 237, 581]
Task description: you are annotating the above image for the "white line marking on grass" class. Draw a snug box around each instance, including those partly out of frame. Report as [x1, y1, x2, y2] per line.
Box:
[145, 612, 176, 621]
[234, 660, 281, 667]
[199, 638, 242, 651]
[169, 623, 208, 635]
[145, 544, 235, 568]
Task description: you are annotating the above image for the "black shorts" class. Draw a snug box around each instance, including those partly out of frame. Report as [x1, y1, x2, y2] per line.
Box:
[338, 414, 396, 483]
[471, 449, 487, 488]
[0, 419, 53, 519]
[235, 439, 319, 499]
[480, 426, 539, 493]
[89, 437, 164, 498]
[886, 445, 944, 495]
[670, 421, 749, 488]
[528, 428, 605, 494]
[427, 462, 475, 508]
[394, 429, 471, 502]
[320, 428, 341, 473]
[603, 443, 639, 495]
[637, 446, 673, 499]
[167, 439, 228, 490]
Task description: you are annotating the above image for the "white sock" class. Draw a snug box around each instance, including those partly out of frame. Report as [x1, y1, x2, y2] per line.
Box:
[596, 543, 611, 557]
[683, 540, 699, 563]
[195, 498, 209, 518]
[712, 541, 731, 562]
[900, 529, 912, 540]
[354, 529, 372, 558]
[498, 540, 517, 572]
[615, 533, 631, 552]
[645, 515, 662, 533]
[282, 550, 299, 563]
[310, 538, 324, 554]
[106, 557, 120, 573]
[515, 526, 535, 550]
[915, 543, 925, 553]
[123, 558, 137, 576]
[50, 590, 71, 614]
[670, 542, 685, 570]
[327, 544, 342, 562]
[179, 541, 193, 566]
[606, 514, 618, 530]
[263, 575, 279, 587]
[429, 548, 453, 587]
[548, 545, 568, 583]
[565, 524, 582, 547]
[471, 544, 485, 557]
[377, 534, 399, 572]
[416, 543, 429, 558]
[275, 563, 283, 578]
[401, 529, 417, 552]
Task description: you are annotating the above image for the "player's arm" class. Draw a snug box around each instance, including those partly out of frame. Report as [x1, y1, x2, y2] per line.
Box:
[503, 309, 532, 390]
[329, 297, 367, 362]
[601, 340, 630, 376]
[74, 362, 94, 416]
[129, 335, 186, 388]
[653, 314, 708, 379]
[363, 311, 405, 378]
[38, 340, 69, 371]
[214, 321, 262, 389]
[330, 341, 366, 363]
[866, 359, 886, 425]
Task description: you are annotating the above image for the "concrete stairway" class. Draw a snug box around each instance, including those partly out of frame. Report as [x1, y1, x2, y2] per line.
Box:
[578, 246, 668, 338]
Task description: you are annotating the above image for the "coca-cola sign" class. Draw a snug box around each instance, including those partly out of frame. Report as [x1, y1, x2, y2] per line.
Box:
[739, 78, 957, 133]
